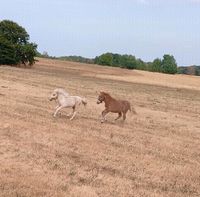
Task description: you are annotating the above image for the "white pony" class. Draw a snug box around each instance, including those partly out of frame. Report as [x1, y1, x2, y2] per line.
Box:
[49, 88, 87, 120]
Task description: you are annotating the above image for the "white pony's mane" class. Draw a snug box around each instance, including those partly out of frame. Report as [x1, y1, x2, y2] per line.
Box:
[54, 88, 69, 97]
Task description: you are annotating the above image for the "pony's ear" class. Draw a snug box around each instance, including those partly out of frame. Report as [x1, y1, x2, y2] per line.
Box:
[96, 91, 100, 95]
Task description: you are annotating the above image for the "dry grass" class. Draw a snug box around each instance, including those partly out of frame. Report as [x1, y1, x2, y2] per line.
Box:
[0, 58, 200, 197]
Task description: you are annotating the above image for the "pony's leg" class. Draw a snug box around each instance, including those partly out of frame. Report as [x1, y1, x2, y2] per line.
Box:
[55, 105, 62, 116]
[55, 100, 60, 109]
[53, 106, 64, 117]
[54, 100, 62, 115]
[66, 110, 73, 117]
[70, 106, 76, 120]
[122, 112, 126, 121]
[67, 112, 72, 117]
[55, 105, 60, 109]
[70, 111, 77, 120]
[115, 112, 122, 121]
[101, 109, 109, 123]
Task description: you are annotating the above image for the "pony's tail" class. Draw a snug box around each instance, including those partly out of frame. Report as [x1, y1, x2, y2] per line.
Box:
[129, 104, 137, 114]
[81, 97, 87, 106]
[131, 107, 137, 114]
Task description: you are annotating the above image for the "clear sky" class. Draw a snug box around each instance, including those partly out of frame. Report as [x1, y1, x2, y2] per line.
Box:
[1, 0, 200, 66]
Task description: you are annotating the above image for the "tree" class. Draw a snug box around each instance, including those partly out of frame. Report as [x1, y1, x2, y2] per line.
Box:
[94, 53, 145, 70]
[0, 20, 37, 66]
[0, 36, 16, 64]
[136, 59, 147, 70]
[112, 53, 121, 67]
[161, 54, 177, 74]
[151, 58, 162, 72]
[94, 52, 178, 74]
[119, 55, 137, 69]
[95, 53, 113, 66]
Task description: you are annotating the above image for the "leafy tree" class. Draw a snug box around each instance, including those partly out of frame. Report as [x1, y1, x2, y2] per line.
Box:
[150, 58, 162, 72]
[67, 52, 179, 75]
[0, 20, 29, 44]
[136, 59, 147, 70]
[112, 53, 121, 67]
[95, 53, 113, 66]
[0, 36, 16, 64]
[161, 54, 177, 74]
[95, 53, 145, 70]
[16, 43, 37, 65]
[0, 20, 37, 66]
[119, 55, 137, 69]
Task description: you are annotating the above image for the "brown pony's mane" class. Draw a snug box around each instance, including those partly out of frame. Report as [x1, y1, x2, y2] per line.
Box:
[100, 92, 117, 106]
[101, 92, 113, 99]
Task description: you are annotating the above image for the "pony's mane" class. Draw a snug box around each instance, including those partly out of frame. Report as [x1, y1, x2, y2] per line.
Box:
[101, 92, 112, 98]
[55, 88, 69, 97]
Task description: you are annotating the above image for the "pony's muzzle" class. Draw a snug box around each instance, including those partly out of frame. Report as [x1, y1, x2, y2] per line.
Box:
[97, 100, 101, 104]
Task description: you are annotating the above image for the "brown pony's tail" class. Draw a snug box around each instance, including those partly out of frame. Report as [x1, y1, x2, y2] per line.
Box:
[81, 97, 87, 106]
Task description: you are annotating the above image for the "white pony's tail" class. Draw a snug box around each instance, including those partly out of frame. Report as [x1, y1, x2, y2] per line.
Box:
[128, 102, 137, 114]
[131, 107, 137, 114]
[81, 97, 87, 106]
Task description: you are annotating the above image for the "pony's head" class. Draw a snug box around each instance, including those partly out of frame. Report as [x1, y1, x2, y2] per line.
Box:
[49, 89, 58, 101]
[49, 88, 69, 101]
[97, 92, 107, 104]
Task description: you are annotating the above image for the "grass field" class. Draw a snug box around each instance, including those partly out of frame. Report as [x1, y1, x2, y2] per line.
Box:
[0, 58, 200, 197]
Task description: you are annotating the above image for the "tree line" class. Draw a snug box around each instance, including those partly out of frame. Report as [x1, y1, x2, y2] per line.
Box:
[48, 53, 177, 74]
[94, 53, 177, 74]
[33, 52, 200, 76]
[1, 20, 199, 76]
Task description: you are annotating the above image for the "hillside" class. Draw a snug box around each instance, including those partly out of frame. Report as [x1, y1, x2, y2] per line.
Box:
[58, 55, 94, 64]
[0, 58, 200, 197]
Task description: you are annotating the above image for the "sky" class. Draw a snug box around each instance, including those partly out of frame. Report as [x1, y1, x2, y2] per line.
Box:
[0, 0, 200, 66]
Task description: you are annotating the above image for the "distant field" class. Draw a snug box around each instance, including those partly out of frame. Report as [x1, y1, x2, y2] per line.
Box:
[0, 58, 200, 197]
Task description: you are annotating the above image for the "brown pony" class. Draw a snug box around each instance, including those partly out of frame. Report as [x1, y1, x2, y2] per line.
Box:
[97, 92, 136, 123]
